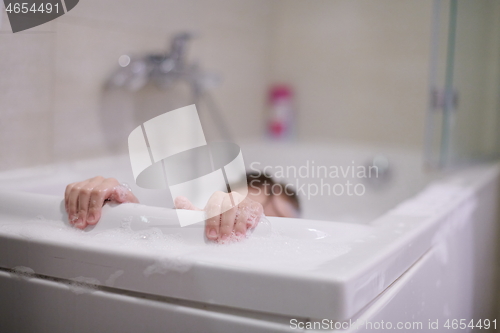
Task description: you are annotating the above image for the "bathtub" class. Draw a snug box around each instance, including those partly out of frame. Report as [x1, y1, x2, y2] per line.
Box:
[0, 142, 498, 332]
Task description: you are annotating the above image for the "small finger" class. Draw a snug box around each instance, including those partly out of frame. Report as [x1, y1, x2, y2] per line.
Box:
[228, 192, 248, 239]
[108, 178, 131, 203]
[87, 182, 113, 225]
[204, 191, 226, 240]
[249, 201, 264, 229]
[233, 210, 247, 239]
[174, 196, 202, 211]
[219, 193, 237, 241]
[64, 183, 75, 212]
[67, 181, 88, 224]
[240, 199, 264, 230]
[77, 178, 103, 228]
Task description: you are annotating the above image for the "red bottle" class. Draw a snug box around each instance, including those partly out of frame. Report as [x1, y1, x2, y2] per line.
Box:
[268, 85, 294, 140]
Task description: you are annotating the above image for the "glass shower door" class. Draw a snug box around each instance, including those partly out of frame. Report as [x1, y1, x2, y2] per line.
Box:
[425, 0, 500, 168]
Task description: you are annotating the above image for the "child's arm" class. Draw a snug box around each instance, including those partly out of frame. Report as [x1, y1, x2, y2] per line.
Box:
[65, 176, 139, 229]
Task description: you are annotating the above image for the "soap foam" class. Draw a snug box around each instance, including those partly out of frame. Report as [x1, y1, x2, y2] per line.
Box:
[144, 257, 193, 276]
[110, 219, 349, 272]
[11, 266, 35, 280]
[110, 183, 132, 202]
[68, 276, 100, 294]
[105, 270, 124, 287]
[1, 214, 351, 274]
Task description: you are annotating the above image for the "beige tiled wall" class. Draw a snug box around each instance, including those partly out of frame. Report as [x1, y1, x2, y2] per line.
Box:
[0, 0, 274, 170]
[0, 12, 55, 170]
[1, 0, 439, 172]
[269, 0, 434, 148]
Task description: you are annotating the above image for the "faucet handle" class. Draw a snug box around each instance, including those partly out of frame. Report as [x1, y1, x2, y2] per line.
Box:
[169, 32, 197, 61]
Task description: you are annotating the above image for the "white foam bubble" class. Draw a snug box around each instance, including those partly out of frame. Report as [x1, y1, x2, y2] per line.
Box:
[105, 270, 124, 287]
[144, 257, 193, 276]
[121, 216, 133, 229]
[68, 276, 100, 294]
[11, 266, 35, 280]
[0, 214, 351, 273]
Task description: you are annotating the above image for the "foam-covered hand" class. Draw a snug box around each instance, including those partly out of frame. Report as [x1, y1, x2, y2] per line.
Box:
[65, 176, 139, 229]
[174, 191, 263, 243]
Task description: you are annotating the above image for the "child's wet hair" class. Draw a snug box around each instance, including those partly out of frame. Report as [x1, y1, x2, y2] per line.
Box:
[246, 171, 300, 212]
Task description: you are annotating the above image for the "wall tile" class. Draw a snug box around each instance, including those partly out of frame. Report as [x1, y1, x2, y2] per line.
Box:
[270, 0, 433, 148]
[0, 23, 54, 170]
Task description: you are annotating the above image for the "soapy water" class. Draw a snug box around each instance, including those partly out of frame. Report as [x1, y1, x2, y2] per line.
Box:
[11, 266, 35, 280]
[109, 183, 133, 203]
[138, 225, 351, 275]
[10, 264, 107, 294]
[105, 270, 124, 287]
[144, 257, 192, 276]
[0, 214, 351, 273]
[68, 276, 100, 294]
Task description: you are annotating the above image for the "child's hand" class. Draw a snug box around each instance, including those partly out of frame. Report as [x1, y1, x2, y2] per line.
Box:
[65, 176, 139, 229]
[174, 191, 264, 243]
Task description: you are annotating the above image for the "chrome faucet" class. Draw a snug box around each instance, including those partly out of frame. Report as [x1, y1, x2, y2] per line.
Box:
[106, 32, 232, 141]
[108, 32, 196, 91]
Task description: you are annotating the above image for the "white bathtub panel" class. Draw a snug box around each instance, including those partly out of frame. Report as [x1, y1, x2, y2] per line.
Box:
[0, 271, 295, 333]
